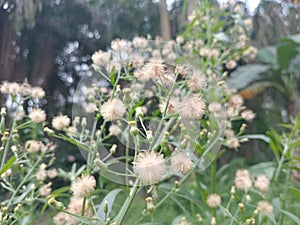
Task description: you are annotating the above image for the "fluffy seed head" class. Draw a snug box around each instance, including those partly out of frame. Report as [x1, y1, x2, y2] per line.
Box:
[257, 201, 273, 216]
[71, 174, 96, 197]
[234, 169, 252, 191]
[206, 193, 222, 208]
[100, 99, 126, 121]
[52, 115, 71, 130]
[29, 109, 46, 123]
[26, 140, 41, 153]
[188, 74, 207, 91]
[109, 124, 121, 136]
[171, 152, 193, 174]
[254, 174, 270, 192]
[133, 151, 166, 185]
[91, 50, 110, 66]
[31, 86, 45, 99]
[177, 94, 206, 119]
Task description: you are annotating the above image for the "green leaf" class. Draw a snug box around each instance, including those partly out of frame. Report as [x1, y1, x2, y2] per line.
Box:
[281, 209, 300, 224]
[277, 38, 300, 71]
[257, 46, 277, 66]
[181, 0, 188, 18]
[110, 68, 115, 85]
[227, 64, 270, 90]
[0, 155, 16, 176]
[290, 187, 300, 200]
[266, 129, 283, 161]
[289, 139, 300, 149]
[64, 211, 98, 225]
[51, 186, 70, 197]
[248, 162, 276, 178]
[183, 18, 197, 38]
[96, 189, 123, 223]
[239, 134, 270, 143]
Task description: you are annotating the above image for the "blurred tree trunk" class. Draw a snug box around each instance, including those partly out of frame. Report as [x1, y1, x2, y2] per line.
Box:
[159, 0, 171, 40]
[29, 36, 54, 87]
[0, 8, 15, 82]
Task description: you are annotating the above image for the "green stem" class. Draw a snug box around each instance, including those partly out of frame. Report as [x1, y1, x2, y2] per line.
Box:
[211, 160, 217, 218]
[87, 117, 99, 173]
[274, 144, 288, 182]
[0, 118, 16, 171]
[113, 180, 140, 225]
[149, 72, 179, 150]
[7, 155, 43, 208]
[81, 197, 87, 216]
[279, 168, 291, 225]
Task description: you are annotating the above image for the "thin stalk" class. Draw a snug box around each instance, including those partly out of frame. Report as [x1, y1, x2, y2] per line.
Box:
[149, 73, 179, 150]
[279, 168, 291, 225]
[274, 144, 288, 182]
[0, 118, 16, 171]
[113, 180, 140, 225]
[7, 155, 43, 208]
[211, 160, 217, 218]
[87, 117, 99, 173]
[81, 197, 87, 216]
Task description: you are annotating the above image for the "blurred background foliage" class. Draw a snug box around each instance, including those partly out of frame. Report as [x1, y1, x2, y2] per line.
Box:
[0, 0, 300, 165]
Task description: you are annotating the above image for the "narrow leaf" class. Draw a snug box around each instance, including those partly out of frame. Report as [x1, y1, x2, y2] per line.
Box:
[0, 155, 16, 176]
[96, 189, 123, 223]
[281, 209, 300, 224]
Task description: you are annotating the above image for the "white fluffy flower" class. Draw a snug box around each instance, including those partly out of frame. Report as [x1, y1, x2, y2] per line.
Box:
[31, 86, 45, 99]
[85, 103, 97, 113]
[188, 74, 207, 91]
[234, 169, 252, 191]
[91, 50, 110, 66]
[241, 110, 256, 122]
[177, 94, 206, 119]
[133, 151, 166, 185]
[71, 175, 96, 197]
[26, 140, 41, 153]
[29, 109, 46, 123]
[171, 152, 193, 174]
[258, 201, 273, 216]
[100, 99, 126, 121]
[52, 115, 70, 130]
[109, 124, 121, 136]
[254, 174, 270, 192]
[206, 193, 222, 208]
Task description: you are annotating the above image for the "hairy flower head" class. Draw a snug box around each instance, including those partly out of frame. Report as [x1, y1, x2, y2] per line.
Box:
[100, 99, 126, 121]
[52, 115, 71, 130]
[133, 151, 166, 185]
[206, 193, 222, 208]
[171, 152, 193, 174]
[71, 174, 96, 197]
[29, 109, 46, 123]
[234, 169, 252, 191]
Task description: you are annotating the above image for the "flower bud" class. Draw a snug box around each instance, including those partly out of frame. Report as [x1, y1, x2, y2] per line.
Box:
[48, 197, 65, 211]
[1, 107, 6, 116]
[239, 202, 245, 212]
[174, 180, 179, 189]
[211, 217, 217, 225]
[197, 214, 203, 223]
[104, 200, 108, 214]
[135, 107, 144, 118]
[73, 116, 80, 126]
[130, 127, 139, 137]
[146, 130, 153, 141]
[146, 197, 155, 213]
[81, 117, 87, 128]
[44, 127, 55, 135]
[110, 144, 117, 154]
